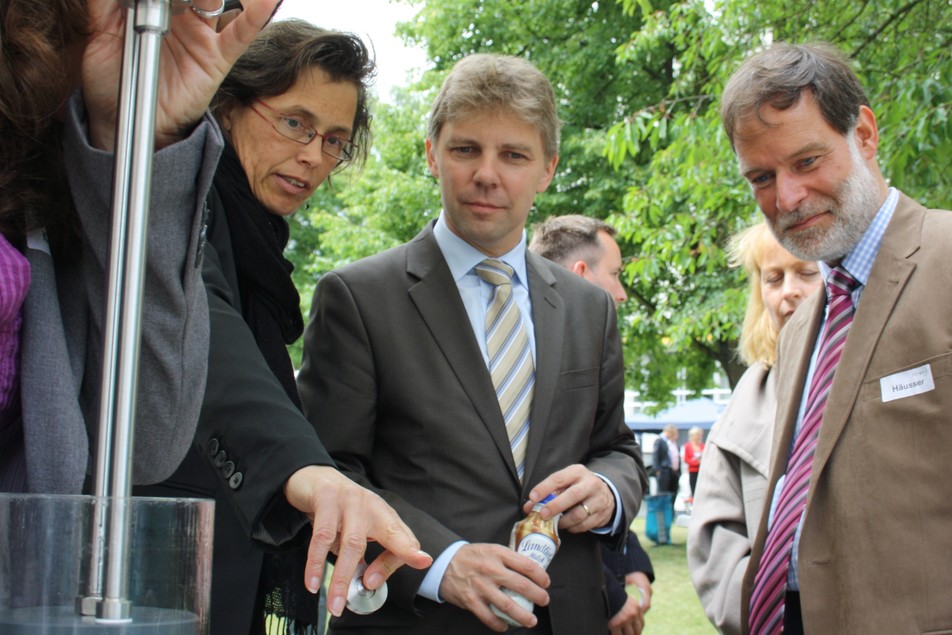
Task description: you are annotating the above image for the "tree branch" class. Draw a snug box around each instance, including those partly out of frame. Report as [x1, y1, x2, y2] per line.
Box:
[852, 0, 928, 58]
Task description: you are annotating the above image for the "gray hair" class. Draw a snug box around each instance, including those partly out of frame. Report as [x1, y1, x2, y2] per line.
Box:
[721, 41, 869, 150]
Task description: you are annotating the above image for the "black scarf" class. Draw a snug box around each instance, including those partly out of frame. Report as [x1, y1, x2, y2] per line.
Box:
[213, 142, 304, 408]
[213, 143, 317, 634]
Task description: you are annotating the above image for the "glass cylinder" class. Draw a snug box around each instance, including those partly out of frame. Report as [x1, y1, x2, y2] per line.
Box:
[0, 494, 213, 634]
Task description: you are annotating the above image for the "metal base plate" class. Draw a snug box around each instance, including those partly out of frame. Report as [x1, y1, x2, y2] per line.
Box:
[0, 606, 199, 634]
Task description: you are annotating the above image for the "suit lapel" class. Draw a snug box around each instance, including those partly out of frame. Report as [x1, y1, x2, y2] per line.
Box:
[405, 225, 522, 483]
[522, 254, 563, 487]
[21, 240, 88, 493]
[812, 195, 922, 481]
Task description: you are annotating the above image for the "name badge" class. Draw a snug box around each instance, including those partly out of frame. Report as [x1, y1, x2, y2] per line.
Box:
[880, 364, 935, 403]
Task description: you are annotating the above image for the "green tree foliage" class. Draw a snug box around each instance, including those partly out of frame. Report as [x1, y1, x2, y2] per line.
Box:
[287, 0, 950, 407]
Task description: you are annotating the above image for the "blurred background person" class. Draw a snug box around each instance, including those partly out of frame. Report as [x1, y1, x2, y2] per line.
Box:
[0, 0, 282, 493]
[653, 425, 681, 513]
[684, 426, 705, 499]
[529, 214, 654, 635]
[529, 214, 628, 305]
[687, 221, 820, 634]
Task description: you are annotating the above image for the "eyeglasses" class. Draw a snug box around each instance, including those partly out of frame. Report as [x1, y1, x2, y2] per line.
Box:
[249, 99, 356, 162]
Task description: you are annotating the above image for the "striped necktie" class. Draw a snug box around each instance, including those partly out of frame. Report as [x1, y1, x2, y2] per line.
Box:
[475, 259, 534, 481]
[749, 266, 859, 634]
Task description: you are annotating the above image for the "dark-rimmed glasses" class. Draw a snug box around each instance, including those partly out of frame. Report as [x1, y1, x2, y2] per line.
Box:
[249, 99, 356, 162]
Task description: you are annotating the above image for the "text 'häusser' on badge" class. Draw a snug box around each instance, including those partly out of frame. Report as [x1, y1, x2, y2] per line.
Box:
[880, 364, 936, 403]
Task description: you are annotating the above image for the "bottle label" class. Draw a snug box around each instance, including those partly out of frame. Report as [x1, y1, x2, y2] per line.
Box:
[515, 532, 558, 569]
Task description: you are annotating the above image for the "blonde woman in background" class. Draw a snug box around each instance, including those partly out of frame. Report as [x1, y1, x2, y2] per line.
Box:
[687, 222, 821, 634]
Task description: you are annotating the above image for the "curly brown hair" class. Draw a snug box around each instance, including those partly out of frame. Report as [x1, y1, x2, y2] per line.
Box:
[0, 0, 88, 246]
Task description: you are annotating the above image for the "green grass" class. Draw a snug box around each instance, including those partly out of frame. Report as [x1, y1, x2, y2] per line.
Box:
[630, 517, 717, 634]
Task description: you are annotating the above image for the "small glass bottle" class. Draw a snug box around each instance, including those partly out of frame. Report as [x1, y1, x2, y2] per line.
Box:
[491, 493, 561, 626]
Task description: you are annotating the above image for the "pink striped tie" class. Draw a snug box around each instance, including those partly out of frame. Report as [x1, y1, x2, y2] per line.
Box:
[749, 267, 859, 634]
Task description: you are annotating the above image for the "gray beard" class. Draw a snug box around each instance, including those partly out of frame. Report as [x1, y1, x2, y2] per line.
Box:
[773, 142, 883, 263]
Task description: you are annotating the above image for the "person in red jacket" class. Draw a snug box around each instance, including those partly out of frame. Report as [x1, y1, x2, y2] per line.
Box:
[684, 426, 706, 498]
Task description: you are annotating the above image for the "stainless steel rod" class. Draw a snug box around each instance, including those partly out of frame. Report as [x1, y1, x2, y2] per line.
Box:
[98, 0, 169, 620]
[78, 0, 172, 621]
[77, 8, 140, 617]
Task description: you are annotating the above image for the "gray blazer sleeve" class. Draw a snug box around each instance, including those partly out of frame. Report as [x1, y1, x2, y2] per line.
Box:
[62, 90, 213, 484]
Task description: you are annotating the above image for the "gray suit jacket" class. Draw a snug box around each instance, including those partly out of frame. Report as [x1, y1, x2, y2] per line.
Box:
[298, 222, 646, 635]
[741, 193, 952, 634]
[11, 92, 213, 493]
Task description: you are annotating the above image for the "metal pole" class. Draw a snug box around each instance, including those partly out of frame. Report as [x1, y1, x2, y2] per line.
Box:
[76, 0, 178, 621]
[75, 8, 139, 619]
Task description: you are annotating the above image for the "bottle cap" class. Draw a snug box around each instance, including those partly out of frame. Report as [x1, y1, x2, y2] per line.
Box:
[346, 563, 388, 615]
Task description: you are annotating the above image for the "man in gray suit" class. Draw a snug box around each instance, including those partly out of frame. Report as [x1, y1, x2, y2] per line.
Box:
[721, 43, 952, 634]
[298, 53, 646, 634]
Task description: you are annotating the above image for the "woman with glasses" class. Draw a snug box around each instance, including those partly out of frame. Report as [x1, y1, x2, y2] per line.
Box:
[136, 19, 399, 635]
[206, 18, 370, 413]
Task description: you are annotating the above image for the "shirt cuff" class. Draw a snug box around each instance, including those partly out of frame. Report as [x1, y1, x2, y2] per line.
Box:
[591, 473, 623, 536]
[417, 540, 468, 602]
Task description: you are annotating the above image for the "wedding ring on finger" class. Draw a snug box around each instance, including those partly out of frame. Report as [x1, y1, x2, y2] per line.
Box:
[580, 502, 592, 517]
[191, 0, 226, 19]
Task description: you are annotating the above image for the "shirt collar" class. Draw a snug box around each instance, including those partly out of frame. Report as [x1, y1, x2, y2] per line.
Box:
[433, 211, 530, 287]
[820, 187, 898, 286]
